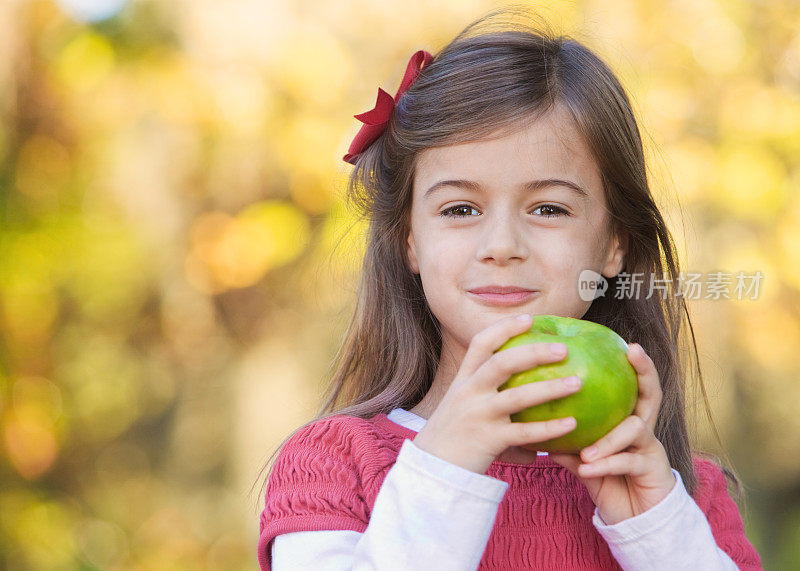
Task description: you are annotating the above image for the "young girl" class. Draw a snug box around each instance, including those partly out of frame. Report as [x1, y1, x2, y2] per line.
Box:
[257, 9, 762, 570]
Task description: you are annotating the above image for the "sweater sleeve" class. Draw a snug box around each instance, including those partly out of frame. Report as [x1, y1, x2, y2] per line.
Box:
[592, 468, 740, 569]
[258, 417, 372, 570]
[692, 458, 763, 570]
[348, 439, 508, 569]
[592, 458, 762, 571]
[264, 436, 509, 571]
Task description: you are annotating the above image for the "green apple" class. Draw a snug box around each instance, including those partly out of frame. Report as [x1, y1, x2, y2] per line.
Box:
[496, 314, 638, 453]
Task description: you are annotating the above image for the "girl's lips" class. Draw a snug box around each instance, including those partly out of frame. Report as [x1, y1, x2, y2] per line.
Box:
[468, 290, 539, 306]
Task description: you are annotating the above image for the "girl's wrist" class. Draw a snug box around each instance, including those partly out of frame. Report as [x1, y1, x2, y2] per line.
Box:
[597, 469, 677, 525]
[412, 432, 490, 475]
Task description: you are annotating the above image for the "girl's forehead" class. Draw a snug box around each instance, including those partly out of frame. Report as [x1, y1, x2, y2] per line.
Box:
[413, 110, 602, 197]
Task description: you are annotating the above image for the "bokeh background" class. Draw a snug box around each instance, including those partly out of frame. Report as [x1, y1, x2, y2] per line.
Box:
[1, 0, 798, 568]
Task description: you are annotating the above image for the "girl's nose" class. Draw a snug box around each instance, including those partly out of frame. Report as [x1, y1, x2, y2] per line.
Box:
[476, 214, 530, 264]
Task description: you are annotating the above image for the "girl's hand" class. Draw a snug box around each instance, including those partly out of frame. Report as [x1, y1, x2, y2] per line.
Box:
[412, 314, 582, 475]
[549, 343, 677, 525]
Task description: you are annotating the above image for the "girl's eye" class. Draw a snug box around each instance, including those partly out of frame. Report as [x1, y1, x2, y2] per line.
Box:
[439, 204, 570, 218]
[440, 204, 479, 217]
[533, 204, 569, 218]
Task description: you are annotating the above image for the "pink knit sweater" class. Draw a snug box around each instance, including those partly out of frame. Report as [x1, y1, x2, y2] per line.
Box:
[258, 413, 762, 570]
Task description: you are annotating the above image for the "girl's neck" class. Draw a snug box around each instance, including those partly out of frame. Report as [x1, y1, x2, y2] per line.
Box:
[408, 395, 438, 420]
[409, 345, 462, 420]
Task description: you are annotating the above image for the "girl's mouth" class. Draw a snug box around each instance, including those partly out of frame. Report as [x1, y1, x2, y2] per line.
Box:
[467, 289, 539, 307]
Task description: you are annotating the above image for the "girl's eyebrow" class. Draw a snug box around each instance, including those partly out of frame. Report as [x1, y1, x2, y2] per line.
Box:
[423, 178, 589, 200]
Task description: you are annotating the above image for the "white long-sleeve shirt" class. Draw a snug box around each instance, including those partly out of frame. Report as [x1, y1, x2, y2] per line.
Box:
[270, 408, 739, 570]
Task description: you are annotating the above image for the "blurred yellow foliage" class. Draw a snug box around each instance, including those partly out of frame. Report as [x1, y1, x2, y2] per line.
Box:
[187, 201, 310, 292]
[713, 144, 787, 222]
[54, 30, 115, 92]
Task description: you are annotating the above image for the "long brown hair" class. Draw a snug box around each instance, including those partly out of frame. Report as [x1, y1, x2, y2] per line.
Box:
[254, 6, 741, 505]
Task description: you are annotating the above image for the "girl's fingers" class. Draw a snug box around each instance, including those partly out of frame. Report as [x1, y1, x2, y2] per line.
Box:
[627, 343, 662, 430]
[580, 415, 652, 464]
[473, 341, 568, 391]
[577, 452, 653, 478]
[503, 416, 577, 448]
[493, 376, 581, 416]
[458, 314, 535, 380]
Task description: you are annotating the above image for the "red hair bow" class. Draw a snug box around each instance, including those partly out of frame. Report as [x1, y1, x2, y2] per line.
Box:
[343, 49, 434, 165]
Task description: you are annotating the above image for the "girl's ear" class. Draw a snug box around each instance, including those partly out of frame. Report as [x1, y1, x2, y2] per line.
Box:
[601, 231, 627, 278]
[406, 231, 420, 274]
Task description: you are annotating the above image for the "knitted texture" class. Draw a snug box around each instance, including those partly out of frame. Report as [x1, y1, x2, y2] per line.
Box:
[258, 413, 762, 570]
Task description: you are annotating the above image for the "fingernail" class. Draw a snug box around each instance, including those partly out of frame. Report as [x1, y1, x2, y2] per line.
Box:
[560, 417, 576, 428]
[517, 314, 532, 322]
[564, 376, 581, 389]
[550, 343, 567, 356]
[583, 445, 598, 460]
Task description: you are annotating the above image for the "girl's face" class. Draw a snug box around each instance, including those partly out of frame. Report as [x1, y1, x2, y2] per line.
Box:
[406, 105, 626, 362]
